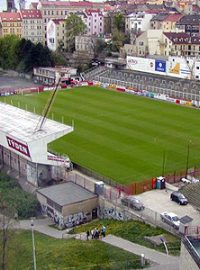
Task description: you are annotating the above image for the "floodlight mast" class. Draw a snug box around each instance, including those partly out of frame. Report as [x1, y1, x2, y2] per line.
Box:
[34, 76, 61, 132]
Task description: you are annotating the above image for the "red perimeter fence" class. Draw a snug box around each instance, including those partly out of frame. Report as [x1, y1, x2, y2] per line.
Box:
[115, 167, 200, 196]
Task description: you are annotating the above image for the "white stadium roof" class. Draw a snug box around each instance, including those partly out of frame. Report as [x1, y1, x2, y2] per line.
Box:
[0, 102, 73, 143]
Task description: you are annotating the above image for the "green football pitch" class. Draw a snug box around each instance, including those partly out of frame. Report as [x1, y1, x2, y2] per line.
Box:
[2, 86, 200, 184]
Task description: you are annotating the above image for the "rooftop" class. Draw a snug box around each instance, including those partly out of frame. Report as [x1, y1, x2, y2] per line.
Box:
[0, 12, 21, 22]
[164, 32, 200, 44]
[20, 9, 42, 19]
[183, 236, 200, 268]
[164, 13, 183, 22]
[37, 182, 97, 206]
[0, 102, 73, 143]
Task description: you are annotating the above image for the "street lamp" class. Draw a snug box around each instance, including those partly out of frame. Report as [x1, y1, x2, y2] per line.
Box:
[162, 150, 166, 176]
[185, 140, 191, 177]
[31, 219, 37, 270]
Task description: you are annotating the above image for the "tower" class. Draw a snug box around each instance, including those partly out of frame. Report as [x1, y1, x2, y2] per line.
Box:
[7, 0, 15, 10]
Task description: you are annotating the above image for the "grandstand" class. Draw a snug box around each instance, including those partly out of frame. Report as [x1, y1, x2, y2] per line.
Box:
[84, 66, 200, 102]
[0, 102, 73, 187]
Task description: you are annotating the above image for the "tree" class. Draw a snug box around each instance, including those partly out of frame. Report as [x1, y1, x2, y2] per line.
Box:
[0, 194, 16, 270]
[111, 13, 126, 52]
[113, 13, 125, 32]
[111, 29, 126, 52]
[65, 14, 86, 52]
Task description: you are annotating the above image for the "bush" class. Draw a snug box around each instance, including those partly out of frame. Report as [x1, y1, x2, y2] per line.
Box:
[0, 172, 39, 218]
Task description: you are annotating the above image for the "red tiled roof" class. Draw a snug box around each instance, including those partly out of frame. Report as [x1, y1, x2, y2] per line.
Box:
[52, 19, 65, 25]
[145, 9, 164, 14]
[0, 12, 21, 22]
[40, 1, 92, 7]
[164, 13, 183, 22]
[164, 32, 200, 44]
[85, 9, 103, 15]
[20, 9, 42, 19]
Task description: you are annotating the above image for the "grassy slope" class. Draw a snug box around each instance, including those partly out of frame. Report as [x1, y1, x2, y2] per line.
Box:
[4, 230, 141, 270]
[2, 86, 200, 184]
[70, 219, 181, 256]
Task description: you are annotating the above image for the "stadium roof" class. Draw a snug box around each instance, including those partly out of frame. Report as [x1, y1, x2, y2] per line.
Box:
[0, 102, 73, 143]
[37, 182, 97, 206]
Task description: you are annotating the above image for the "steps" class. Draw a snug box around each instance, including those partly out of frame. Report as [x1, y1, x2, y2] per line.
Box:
[180, 182, 200, 210]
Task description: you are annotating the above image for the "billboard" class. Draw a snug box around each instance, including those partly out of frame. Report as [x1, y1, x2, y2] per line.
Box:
[127, 56, 155, 73]
[155, 60, 166, 73]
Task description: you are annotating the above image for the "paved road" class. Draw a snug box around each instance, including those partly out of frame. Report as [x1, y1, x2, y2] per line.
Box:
[14, 218, 70, 239]
[102, 235, 179, 269]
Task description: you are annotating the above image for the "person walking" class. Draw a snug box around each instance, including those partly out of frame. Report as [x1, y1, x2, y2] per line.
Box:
[86, 230, 90, 240]
[101, 225, 106, 237]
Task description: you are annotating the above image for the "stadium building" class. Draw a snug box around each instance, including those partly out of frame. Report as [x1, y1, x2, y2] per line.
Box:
[0, 102, 73, 187]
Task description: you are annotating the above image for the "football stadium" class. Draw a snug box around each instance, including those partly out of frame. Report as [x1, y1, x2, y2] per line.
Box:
[1, 85, 200, 184]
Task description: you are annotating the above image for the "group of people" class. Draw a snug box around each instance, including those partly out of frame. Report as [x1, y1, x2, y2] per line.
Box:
[86, 225, 106, 240]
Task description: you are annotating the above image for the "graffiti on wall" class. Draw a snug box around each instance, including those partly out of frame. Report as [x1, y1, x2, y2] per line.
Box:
[64, 212, 87, 228]
[99, 207, 126, 221]
[41, 204, 88, 228]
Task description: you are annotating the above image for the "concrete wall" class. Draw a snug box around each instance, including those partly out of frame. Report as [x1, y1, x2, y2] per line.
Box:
[179, 242, 200, 270]
[62, 197, 98, 217]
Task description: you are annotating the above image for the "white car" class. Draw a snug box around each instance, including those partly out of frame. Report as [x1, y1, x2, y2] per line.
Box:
[160, 212, 180, 229]
[180, 177, 191, 184]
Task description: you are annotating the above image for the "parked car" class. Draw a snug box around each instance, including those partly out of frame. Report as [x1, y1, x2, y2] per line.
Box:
[170, 191, 188, 205]
[121, 196, 145, 211]
[160, 212, 180, 229]
[180, 177, 191, 184]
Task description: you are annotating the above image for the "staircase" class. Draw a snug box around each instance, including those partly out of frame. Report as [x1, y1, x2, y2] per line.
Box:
[180, 182, 200, 210]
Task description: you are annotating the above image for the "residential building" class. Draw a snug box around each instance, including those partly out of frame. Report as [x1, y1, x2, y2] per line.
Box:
[20, 9, 43, 44]
[162, 13, 183, 32]
[163, 32, 200, 56]
[37, 1, 105, 43]
[125, 11, 155, 34]
[75, 35, 99, 55]
[47, 19, 66, 51]
[83, 9, 104, 36]
[0, 12, 22, 38]
[134, 29, 164, 56]
[150, 13, 169, 30]
[176, 14, 200, 36]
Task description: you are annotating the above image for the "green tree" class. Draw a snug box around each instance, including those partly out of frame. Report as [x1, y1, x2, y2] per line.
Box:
[111, 13, 126, 52]
[111, 29, 126, 52]
[65, 14, 86, 52]
[0, 35, 20, 69]
[113, 13, 125, 32]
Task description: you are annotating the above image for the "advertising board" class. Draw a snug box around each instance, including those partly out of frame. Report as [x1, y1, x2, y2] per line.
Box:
[155, 60, 166, 73]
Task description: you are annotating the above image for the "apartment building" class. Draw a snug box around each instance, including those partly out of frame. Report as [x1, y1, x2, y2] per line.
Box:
[162, 13, 183, 32]
[163, 32, 200, 56]
[83, 9, 104, 36]
[176, 14, 200, 37]
[47, 19, 66, 51]
[126, 11, 155, 33]
[134, 29, 164, 56]
[20, 9, 43, 44]
[0, 12, 22, 38]
[37, 1, 105, 43]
